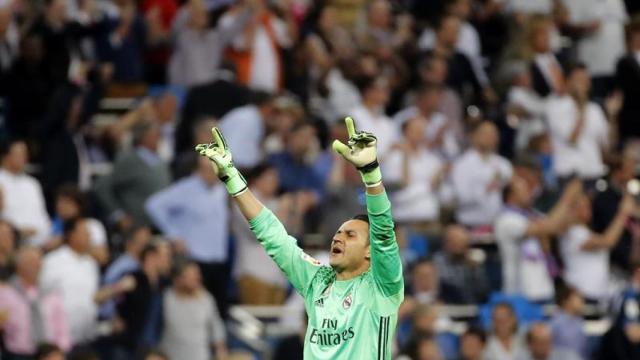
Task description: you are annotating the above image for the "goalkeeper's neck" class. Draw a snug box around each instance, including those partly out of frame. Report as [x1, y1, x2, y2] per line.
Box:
[333, 263, 370, 281]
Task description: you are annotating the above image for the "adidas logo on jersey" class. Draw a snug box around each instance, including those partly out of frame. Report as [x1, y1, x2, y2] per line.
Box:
[315, 298, 324, 307]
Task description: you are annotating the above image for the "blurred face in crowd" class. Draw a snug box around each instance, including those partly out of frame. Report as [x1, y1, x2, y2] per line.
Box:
[40, 350, 65, 360]
[567, 67, 591, 100]
[175, 263, 202, 293]
[156, 242, 172, 275]
[188, 0, 209, 29]
[530, 21, 551, 54]
[318, 6, 337, 32]
[563, 290, 585, 315]
[436, 16, 461, 49]
[414, 305, 438, 333]
[448, 0, 471, 20]
[253, 167, 279, 197]
[460, 332, 485, 360]
[416, 87, 442, 115]
[416, 338, 443, 360]
[16, 247, 42, 285]
[472, 122, 499, 154]
[47, 0, 68, 23]
[155, 93, 178, 124]
[364, 77, 390, 108]
[359, 55, 380, 78]
[368, 0, 391, 29]
[412, 261, 438, 294]
[612, 156, 636, 185]
[403, 118, 426, 146]
[56, 195, 81, 220]
[421, 57, 448, 84]
[128, 227, 151, 257]
[0, 4, 12, 35]
[329, 219, 371, 274]
[575, 194, 592, 224]
[68, 219, 91, 254]
[492, 304, 517, 338]
[288, 124, 317, 158]
[444, 225, 469, 258]
[140, 123, 161, 152]
[507, 176, 533, 208]
[0, 222, 15, 257]
[527, 323, 553, 360]
[629, 29, 640, 51]
[2, 141, 28, 174]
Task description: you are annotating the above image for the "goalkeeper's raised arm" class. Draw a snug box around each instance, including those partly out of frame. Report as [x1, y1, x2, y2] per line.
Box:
[196, 117, 403, 359]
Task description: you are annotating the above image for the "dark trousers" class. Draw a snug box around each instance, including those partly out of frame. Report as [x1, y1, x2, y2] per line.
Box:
[197, 261, 230, 318]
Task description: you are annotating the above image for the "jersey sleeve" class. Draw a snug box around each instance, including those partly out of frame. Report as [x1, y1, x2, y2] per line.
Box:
[249, 207, 323, 297]
[366, 191, 403, 297]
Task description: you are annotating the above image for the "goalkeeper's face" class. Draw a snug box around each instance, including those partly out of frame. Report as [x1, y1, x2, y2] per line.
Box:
[329, 219, 371, 272]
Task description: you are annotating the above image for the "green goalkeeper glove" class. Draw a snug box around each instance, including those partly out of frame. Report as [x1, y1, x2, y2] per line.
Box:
[195, 127, 248, 197]
[332, 116, 382, 187]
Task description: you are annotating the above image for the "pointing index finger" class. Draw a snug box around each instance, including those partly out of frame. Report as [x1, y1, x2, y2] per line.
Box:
[212, 127, 227, 149]
[345, 116, 356, 138]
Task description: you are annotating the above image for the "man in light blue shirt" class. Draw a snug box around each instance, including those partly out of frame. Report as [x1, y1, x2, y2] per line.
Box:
[146, 156, 230, 314]
[218, 91, 275, 169]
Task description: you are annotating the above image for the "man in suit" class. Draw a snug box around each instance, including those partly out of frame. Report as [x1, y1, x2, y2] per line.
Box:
[94, 122, 172, 232]
[528, 17, 565, 97]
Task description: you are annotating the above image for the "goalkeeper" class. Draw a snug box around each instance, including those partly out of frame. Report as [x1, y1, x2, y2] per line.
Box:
[196, 117, 403, 359]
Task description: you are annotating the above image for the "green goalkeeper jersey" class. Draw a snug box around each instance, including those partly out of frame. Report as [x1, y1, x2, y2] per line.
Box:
[249, 191, 403, 360]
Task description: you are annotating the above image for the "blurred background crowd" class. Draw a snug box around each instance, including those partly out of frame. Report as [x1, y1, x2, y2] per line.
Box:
[3, 0, 640, 359]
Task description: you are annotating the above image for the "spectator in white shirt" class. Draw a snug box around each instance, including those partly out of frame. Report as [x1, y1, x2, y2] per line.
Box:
[219, 91, 276, 169]
[546, 63, 609, 184]
[484, 302, 525, 360]
[393, 82, 460, 158]
[382, 118, 447, 224]
[505, 63, 547, 152]
[451, 121, 512, 228]
[494, 176, 579, 302]
[40, 218, 100, 347]
[0, 139, 51, 246]
[562, 0, 627, 98]
[561, 193, 634, 301]
[349, 76, 398, 159]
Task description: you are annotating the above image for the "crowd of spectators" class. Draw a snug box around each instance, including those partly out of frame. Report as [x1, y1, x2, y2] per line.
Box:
[2, 0, 640, 359]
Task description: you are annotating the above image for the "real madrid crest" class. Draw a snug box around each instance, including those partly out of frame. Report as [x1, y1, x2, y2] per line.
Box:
[343, 293, 353, 310]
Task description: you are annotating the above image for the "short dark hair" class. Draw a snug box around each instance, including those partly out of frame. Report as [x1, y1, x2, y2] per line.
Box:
[35, 343, 62, 360]
[143, 349, 169, 360]
[246, 162, 275, 184]
[462, 326, 487, 344]
[351, 214, 370, 225]
[56, 183, 87, 215]
[171, 258, 198, 280]
[140, 241, 163, 263]
[250, 90, 276, 106]
[0, 138, 24, 160]
[555, 285, 579, 307]
[565, 61, 588, 77]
